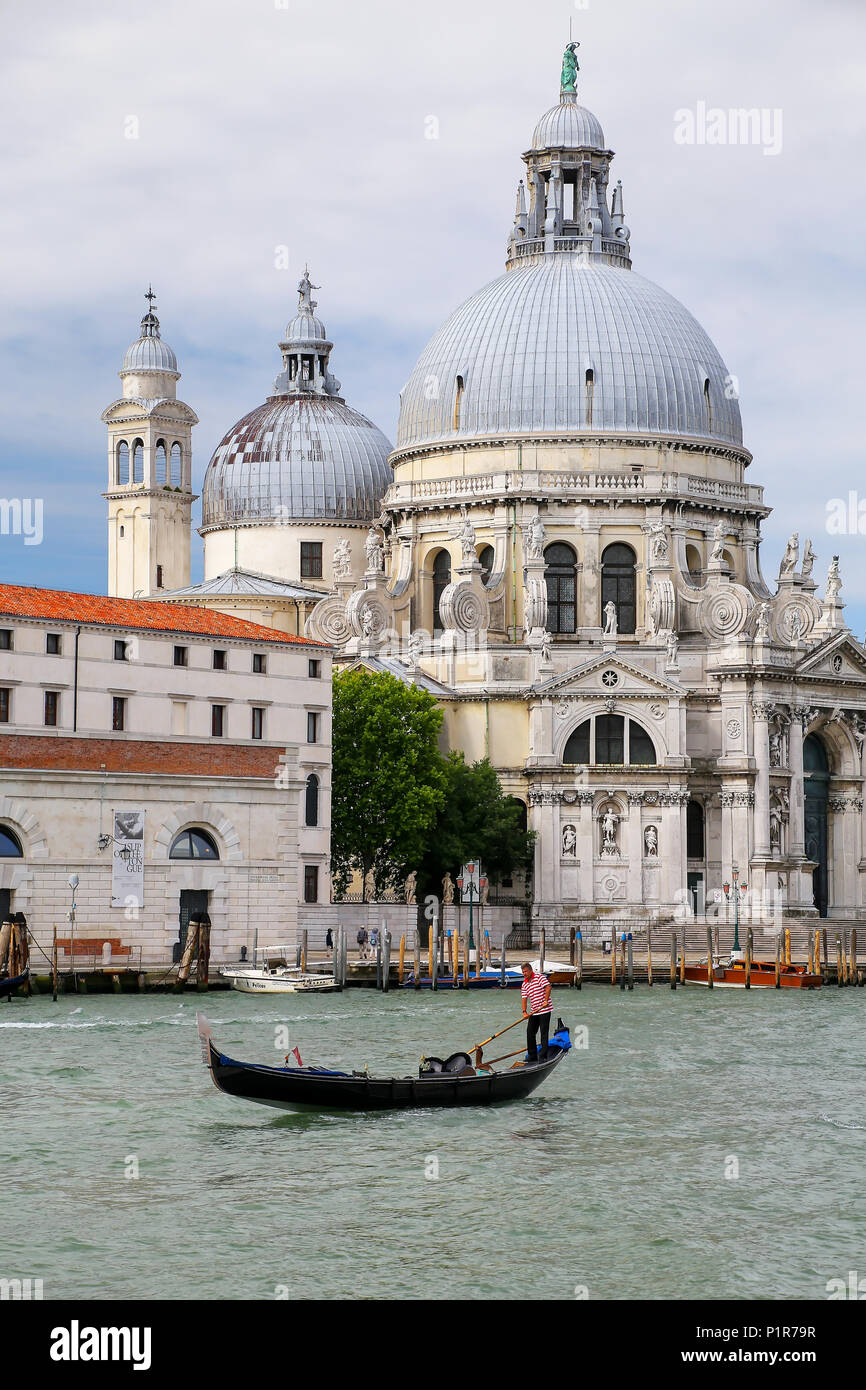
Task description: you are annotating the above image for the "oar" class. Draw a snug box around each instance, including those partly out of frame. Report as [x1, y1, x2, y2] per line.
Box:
[467, 1015, 526, 1065]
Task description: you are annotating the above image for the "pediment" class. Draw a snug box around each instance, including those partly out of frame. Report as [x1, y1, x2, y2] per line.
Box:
[534, 653, 688, 700]
[795, 632, 866, 684]
[100, 398, 199, 426]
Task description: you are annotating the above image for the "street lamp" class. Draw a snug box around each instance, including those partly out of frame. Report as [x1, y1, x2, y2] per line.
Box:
[722, 868, 748, 953]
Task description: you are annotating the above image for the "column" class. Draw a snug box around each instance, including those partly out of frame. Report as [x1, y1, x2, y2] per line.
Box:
[576, 791, 594, 905]
[752, 702, 772, 857]
[626, 792, 643, 904]
[788, 705, 806, 859]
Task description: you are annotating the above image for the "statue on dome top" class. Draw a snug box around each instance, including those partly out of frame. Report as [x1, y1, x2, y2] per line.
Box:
[560, 42, 579, 94]
[297, 267, 320, 315]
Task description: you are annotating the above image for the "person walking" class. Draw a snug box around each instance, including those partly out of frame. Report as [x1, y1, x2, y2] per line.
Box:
[325, 928, 333, 952]
[356, 926, 368, 962]
[521, 962, 552, 1063]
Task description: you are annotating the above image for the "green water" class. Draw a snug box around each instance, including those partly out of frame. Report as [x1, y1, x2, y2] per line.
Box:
[1, 985, 863, 1300]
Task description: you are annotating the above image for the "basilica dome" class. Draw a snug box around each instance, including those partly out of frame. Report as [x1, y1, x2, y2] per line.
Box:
[201, 272, 392, 528]
[531, 102, 605, 152]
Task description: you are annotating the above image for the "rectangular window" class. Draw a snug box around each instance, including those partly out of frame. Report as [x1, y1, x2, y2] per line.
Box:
[308, 658, 321, 679]
[112, 696, 126, 732]
[171, 701, 188, 736]
[173, 646, 188, 667]
[0, 629, 13, 650]
[114, 639, 127, 661]
[251, 707, 264, 740]
[300, 542, 323, 579]
[0, 689, 9, 723]
[213, 649, 227, 671]
[306, 711, 319, 744]
[46, 633, 62, 655]
[44, 690, 59, 726]
[252, 652, 266, 674]
[156, 564, 164, 589]
[303, 865, 319, 904]
[211, 704, 225, 737]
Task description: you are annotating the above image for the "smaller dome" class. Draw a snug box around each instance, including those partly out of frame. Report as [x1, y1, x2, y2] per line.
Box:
[283, 311, 328, 344]
[531, 99, 605, 152]
[122, 296, 178, 374]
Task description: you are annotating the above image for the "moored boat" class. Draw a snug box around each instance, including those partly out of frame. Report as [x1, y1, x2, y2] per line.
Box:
[0, 968, 29, 998]
[197, 1012, 572, 1112]
[683, 953, 822, 989]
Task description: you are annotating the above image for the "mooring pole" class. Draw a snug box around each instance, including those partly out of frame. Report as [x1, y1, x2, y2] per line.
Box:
[576, 930, 583, 990]
[626, 933, 634, 991]
[707, 926, 714, 989]
[647, 926, 653, 987]
[414, 932, 421, 991]
[670, 932, 677, 991]
[383, 931, 391, 993]
[500, 934, 506, 990]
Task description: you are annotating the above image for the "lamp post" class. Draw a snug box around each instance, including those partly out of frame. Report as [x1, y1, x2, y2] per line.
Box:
[722, 868, 748, 953]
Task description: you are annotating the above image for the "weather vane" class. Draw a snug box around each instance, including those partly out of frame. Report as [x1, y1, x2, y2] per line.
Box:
[145, 285, 157, 311]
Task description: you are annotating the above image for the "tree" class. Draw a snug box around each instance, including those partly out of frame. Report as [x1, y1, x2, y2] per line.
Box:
[330, 668, 447, 900]
[417, 753, 534, 901]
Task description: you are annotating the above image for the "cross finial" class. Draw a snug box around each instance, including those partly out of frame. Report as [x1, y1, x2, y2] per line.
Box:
[145, 285, 157, 310]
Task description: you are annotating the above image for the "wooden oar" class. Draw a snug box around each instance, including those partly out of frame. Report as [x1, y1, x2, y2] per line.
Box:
[468, 1016, 525, 1054]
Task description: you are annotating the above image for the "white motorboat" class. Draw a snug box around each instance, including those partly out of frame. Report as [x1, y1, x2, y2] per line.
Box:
[220, 944, 339, 994]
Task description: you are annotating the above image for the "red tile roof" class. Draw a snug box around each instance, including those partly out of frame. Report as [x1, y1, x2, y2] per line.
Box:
[0, 735, 286, 779]
[0, 582, 328, 647]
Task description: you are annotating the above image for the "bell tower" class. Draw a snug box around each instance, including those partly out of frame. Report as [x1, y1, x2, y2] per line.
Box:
[102, 289, 198, 597]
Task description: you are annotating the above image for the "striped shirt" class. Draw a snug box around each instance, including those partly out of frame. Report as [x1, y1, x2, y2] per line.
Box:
[521, 971, 551, 1015]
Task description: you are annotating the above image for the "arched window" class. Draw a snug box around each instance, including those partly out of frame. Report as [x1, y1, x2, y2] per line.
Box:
[132, 439, 144, 483]
[116, 441, 129, 485]
[0, 826, 23, 857]
[432, 550, 451, 631]
[169, 828, 219, 859]
[563, 716, 657, 766]
[687, 800, 705, 859]
[155, 440, 167, 484]
[545, 542, 577, 634]
[601, 543, 636, 634]
[453, 375, 465, 431]
[304, 774, 319, 827]
[585, 368, 594, 427]
[478, 545, 495, 587]
[170, 443, 182, 487]
[685, 544, 703, 585]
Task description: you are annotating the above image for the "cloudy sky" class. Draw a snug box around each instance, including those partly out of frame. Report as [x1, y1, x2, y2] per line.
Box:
[2, 0, 865, 628]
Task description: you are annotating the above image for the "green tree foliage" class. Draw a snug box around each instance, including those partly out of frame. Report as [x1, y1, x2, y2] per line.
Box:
[331, 669, 447, 900]
[418, 753, 534, 899]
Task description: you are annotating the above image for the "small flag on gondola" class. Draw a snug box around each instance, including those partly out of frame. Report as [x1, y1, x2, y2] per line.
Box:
[292, 1046, 303, 1067]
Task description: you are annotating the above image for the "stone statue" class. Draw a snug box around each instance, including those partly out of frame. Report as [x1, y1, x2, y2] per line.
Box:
[787, 607, 804, 642]
[601, 807, 619, 856]
[755, 603, 771, 641]
[801, 539, 816, 579]
[359, 604, 375, 638]
[649, 521, 668, 565]
[826, 555, 842, 602]
[562, 823, 577, 857]
[769, 803, 784, 852]
[710, 521, 726, 562]
[769, 729, 782, 767]
[333, 538, 351, 580]
[297, 266, 320, 314]
[365, 527, 384, 573]
[779, 533, 799, 577]
[540, 633, 552, 665]
[481, 878, 489, 905]
[407, 630, 425, 666]
[560, 41, 579, 93]
[603, 601, 618, 636]
[524, 515, 546, 560]
[442, 872, 455, 905]
[644, 825, 658, 858]
[404, 871, 417, 905]
[666, 631, 679, 665]
[454, 506, 476, 562]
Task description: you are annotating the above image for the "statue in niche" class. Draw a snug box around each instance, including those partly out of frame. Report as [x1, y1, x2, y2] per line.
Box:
[600, 807, 619, 856]
[666, 631, 679, 664]
[755, 603, 771, 641]
[603, 601, 618, 636]
[779, 533, 799, 577]
[649, 521, 668, 564]
[453, 506, 476, 562]
[562, 823, 577, 857]
[365, 527, 384, 573]
[407, 630, 425, 666]
[644, 825, 658, 858]
[524, 515, 546, 560]
[710, 521, 727, 562]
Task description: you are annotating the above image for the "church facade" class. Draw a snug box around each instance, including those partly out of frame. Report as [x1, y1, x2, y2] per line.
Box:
[105, 49, 866, 929]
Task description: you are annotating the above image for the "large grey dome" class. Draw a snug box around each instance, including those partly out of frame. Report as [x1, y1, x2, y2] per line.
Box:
[531, 101, 605, 151]
[201, 395, 393, 527]
[395, 259, 743, 454]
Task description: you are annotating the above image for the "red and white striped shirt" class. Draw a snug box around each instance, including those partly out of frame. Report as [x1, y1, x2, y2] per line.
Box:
[521, 971, 551, 1015]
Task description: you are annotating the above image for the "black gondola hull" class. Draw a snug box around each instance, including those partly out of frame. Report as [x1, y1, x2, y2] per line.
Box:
[198, 1014, 568, 1112]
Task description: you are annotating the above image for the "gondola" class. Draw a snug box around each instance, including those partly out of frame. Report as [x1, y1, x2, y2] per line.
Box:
[196, 1013, 571, 1112]
[0, 969, 29, 998]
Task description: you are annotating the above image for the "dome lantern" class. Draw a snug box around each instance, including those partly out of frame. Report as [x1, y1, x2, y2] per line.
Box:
[121, 287, 180, 376]
[272, 268, 342, 399]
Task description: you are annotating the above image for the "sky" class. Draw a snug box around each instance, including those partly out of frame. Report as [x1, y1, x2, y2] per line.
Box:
[1, 0, 865, 629]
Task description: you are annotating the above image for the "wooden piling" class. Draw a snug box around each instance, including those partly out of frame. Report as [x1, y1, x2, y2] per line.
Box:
[376, 934, 383, 990]
[52, 926, 58, 1002]
[670, 931, 677, 990]
[784, 927, 791, 967]
[774, 934, 781, 989]
[713, 923, 720, 958]
[679, 932, 686, 985]
[414, 933, 421, 990]
[822, 928, 828, 981]
[428, 921, 435, 986]
[706, 926, 714, 989]
[618, 934, 625, 991]
[626, 933, 634, 991]
[814, 928, 821, 981]
[852, 928, 860, 986]
[539, 928, 545, 978]
[196, 917, 210, 990]
[610, 925, 617, 985]
[500, 933, 506, 990]
[569, 927, 576, 968]
[845, 931, 853, 986]
[647, 927, 653, 987]
[744, 928, 752, 989]
[807, 931, 814, 976]
[576, 930, 583, 990]
[431, 924, 438, 992]
[835, 936, 843, 987]
[398, 933, 406, 985]
[462, 934, 469, 989]
[300, 929, 308, 974]
[382, 931, 391, 993]
[177, 919, 199, 987]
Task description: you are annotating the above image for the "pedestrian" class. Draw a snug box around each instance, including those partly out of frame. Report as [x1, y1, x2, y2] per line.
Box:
[520, 961, 552, 1063]
[356, 926, 368, 961]
[370, 926, 379, 953]
[325, 928, 333, 951]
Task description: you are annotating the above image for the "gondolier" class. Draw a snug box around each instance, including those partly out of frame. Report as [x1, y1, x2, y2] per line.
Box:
[521, 962, 552, 1062]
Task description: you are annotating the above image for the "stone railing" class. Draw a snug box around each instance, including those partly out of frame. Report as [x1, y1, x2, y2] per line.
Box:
[385, 471, 764, 510]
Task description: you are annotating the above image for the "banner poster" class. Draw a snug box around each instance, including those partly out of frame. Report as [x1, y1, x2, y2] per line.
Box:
[111, 809, 145, 909]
